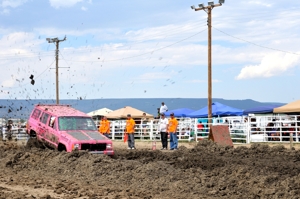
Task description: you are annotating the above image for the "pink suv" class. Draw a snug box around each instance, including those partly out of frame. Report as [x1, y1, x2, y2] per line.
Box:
[26, 104, 114, 155]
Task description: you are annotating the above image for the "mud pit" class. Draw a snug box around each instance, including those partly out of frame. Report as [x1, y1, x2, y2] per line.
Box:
[1, 140, 300, 199]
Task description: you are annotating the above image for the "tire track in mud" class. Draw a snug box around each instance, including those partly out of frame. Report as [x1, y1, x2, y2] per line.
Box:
[0, 182, 65, 199]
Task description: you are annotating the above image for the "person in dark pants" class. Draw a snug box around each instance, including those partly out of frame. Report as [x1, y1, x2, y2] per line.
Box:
[125, 114, 136, 149]
[168, 113, 178, 150]
[159, 113, 169, 150]
[6, 120, 13, 141]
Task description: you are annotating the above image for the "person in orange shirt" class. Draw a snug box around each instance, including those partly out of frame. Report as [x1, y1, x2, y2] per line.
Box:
[167, 113, 178, 150]
[99, 116, 110, 138]
[125, 114, 136, 149]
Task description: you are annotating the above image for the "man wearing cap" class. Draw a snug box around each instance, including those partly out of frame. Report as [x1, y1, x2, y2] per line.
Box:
[167, 113, 178, 150]
[125, 114, 136, 149]
[160, 102, 168, 115]
[159, 113, 169, 150]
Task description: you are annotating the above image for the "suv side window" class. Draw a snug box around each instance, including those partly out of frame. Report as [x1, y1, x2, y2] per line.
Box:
[40, 113, 50, 124]
[31, 108, 41, 120]
[49, 116, 56, 129]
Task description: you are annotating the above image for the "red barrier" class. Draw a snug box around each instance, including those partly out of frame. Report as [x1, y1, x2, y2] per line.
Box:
[209, 125, 233, 147]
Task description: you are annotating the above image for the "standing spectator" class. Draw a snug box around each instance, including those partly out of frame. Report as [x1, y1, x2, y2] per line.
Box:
[141, 112, 148, 135]
[160, 102, 168, 115]
[6, 120, 13, 141]
[155, 108, 161, 119]
[159, 113, 169, 150]
[99, 116, 110, 138]
[125, 114, 136, 149]
[167, 113, 178, 150]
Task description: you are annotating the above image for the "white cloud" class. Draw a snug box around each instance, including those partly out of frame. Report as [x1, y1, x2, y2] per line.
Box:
[81, 6, 87, 11]
[0, 0, 28, 15]
[0, 8, 9, 14]
[1, 0, 28, 8]
[236, 52, 300, 80]
[248, 1, 272, 7]
[49, 0, 89, 9]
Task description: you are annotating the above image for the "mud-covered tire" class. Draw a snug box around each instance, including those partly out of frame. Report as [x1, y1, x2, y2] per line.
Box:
[26, 138, 45, 149]
[57, 143, 67, 152]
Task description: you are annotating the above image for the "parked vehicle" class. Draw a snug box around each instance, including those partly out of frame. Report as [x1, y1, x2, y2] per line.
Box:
[26, 104, 114, 155]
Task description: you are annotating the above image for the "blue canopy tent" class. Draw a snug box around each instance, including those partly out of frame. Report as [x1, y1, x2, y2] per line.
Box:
[186, 102, 243, 118]
[243, 104, 282, 115]
[164, 108, 195, 117]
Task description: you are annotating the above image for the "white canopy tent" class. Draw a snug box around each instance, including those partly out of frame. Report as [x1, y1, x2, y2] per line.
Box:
[87, 108, 113, 117]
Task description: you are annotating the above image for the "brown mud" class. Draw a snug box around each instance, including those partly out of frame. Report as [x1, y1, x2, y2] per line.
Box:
[1, 140, 300, 199]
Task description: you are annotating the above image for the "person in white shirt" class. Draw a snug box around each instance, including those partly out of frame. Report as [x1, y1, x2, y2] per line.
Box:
[159, 113, 169, 150]
[160, 102, 168, 115]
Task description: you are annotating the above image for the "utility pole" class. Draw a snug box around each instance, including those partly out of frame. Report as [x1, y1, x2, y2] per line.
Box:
[46, 36, 67, 104]
[191, 1, 224, 132]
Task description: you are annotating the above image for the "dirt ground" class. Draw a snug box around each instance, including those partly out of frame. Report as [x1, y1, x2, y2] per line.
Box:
[1, 140, 300, 199]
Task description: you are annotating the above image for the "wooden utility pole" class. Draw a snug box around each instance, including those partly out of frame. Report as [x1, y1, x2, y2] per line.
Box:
[208, 7, 212, 123]
[55, 41, 59, 104]
[191, 1, 224, 132]
[46, 36, 67, 104]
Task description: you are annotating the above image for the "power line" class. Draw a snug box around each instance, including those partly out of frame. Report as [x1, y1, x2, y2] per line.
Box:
[213, 26, 300, 56]
[57, 23, 208, 58]
[0, 21, 207, 61]
[61, 28, 208, 63]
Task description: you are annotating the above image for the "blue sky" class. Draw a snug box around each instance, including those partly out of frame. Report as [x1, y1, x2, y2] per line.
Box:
[0, 0, 300, 103]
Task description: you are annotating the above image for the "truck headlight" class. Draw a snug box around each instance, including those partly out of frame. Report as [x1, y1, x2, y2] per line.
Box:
[73, 144, 80, 150]
[107, 144, 112, 149]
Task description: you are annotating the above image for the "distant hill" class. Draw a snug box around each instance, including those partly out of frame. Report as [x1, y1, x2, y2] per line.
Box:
[0, 98, 284, 119]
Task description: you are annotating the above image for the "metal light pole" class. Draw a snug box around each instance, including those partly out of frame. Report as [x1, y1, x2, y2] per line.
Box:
[46, 36, 67, 104]
[191, 0, 224, 133]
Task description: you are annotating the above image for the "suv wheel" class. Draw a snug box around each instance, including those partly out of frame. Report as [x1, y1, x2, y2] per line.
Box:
[58, 143, 66, 152]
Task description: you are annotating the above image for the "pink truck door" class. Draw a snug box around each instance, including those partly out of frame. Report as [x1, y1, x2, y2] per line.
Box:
[47, 116, 59, 145]
[38, 112, 50, 140]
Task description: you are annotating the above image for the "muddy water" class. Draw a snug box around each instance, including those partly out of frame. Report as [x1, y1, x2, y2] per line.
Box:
[1, 140, 300, 199]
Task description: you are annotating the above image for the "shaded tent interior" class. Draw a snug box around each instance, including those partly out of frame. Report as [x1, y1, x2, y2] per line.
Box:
[243, 104, 282, 115]
[164, 108, 195, 117]
[186, 102, 243, 118]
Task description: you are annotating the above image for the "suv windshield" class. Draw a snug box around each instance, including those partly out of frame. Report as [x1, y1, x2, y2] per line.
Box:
[58, 117, 97, 131]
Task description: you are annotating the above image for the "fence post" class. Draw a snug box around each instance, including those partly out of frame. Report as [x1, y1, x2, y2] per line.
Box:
[111, 121, 115, 140]
[247, 116, 250, 144]
[296, 118, 299, 143]
[150, 120, 153, 140]
[194, 119, 197, 142]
